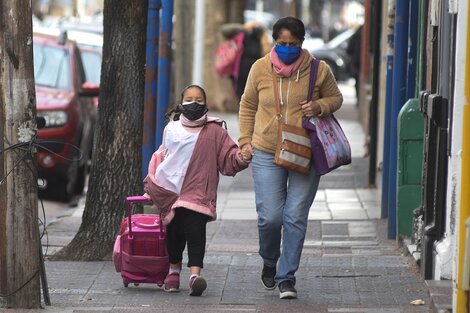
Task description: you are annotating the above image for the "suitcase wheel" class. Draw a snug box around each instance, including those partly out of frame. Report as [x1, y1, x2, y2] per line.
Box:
[134, 283, 140, 286]
[124, 283, 129, 288]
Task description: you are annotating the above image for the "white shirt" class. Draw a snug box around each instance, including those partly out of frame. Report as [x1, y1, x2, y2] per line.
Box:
[155, 120, 200, 194]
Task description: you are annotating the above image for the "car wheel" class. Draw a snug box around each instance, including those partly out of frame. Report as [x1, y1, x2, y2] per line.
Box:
[74, 158, 88, 195]
[49, 158, 79, 203]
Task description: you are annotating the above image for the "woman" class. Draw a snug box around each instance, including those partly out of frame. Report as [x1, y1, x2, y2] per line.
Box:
[238, 16, 343, 299]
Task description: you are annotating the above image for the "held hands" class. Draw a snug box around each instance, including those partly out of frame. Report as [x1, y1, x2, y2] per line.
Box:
[299, 100, 321, 118]
[241, 143, 254, 163]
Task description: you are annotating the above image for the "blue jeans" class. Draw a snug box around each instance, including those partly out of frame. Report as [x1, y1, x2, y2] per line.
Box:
[251, 149, 320, 284]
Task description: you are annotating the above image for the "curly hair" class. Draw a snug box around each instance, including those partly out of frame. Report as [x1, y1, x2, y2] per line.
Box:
[272, 16, 305, 42]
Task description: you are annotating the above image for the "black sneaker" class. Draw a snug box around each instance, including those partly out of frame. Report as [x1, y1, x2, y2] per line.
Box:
[278, 280, 297, 299]
[261, 265, 276, 290]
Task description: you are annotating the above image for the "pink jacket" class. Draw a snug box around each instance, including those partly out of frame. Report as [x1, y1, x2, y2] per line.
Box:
[144, 120, 248, 225]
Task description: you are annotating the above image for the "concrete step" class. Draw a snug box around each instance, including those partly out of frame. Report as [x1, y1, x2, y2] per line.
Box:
[426, 280, 452, 313]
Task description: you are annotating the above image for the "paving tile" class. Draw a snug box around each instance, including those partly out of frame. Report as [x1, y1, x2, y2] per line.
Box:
[328, 202, 364, 210]
[356, 188, 381, 202]
[315, 190, 327, 201]
[219, 211, 258, 220]
[322, 222, 349, 236]
[331, 209, 368, 220]
[363, 202, 382, 219]
[348, 221, 376, 237]
[325, 189, 359, 202]
[309, 211, 333, 220]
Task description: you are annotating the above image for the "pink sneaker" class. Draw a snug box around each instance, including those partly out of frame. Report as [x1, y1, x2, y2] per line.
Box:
[164, 272, 180, 292]
[189, 275, 207, 296]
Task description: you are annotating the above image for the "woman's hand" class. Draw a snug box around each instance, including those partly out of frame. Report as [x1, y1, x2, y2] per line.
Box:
[300, 100, 321, 118]
[241, 143, 254, 161]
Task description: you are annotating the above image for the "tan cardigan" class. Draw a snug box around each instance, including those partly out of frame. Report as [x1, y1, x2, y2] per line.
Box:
[238, 50, 343, 154]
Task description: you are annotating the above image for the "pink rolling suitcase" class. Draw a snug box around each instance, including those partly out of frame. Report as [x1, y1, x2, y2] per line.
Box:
[113, 196, 169, 287]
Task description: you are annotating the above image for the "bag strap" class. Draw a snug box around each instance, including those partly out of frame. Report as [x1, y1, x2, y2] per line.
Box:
[272, 68, 283, 123]
[273, 58, 320, 123]
[307, 59, 320, 102]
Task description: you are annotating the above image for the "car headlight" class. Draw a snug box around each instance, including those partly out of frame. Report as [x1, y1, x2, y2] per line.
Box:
[38, 111, 69, 128]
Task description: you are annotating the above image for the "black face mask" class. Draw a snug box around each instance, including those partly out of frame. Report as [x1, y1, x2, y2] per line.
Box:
[180, 102, 208, 121]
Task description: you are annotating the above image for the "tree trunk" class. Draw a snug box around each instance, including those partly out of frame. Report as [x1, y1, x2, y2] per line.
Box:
[0, 0, 41, 308]
[310, 0, 324, 38]
[204, 0, 247, 113]
[52, 0, 148, 261]
[225, 0, 246, 23]
[173, 0, 194, 99]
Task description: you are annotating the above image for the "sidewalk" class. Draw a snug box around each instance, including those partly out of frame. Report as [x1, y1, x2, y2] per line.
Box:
[27, 83, 434, 313]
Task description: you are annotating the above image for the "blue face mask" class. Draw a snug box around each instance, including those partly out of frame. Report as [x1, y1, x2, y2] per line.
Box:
[275, 45, 302, 65]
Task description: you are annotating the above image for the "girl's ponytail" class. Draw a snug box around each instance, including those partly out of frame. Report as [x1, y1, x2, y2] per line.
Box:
[165, 103, 181, 123]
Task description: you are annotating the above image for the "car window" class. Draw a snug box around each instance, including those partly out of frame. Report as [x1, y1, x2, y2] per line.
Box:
[33, 45, 71, 89]
[325, 29, 355, 49]
[73, 46, 86, 87]
[80, 50, 102, 85]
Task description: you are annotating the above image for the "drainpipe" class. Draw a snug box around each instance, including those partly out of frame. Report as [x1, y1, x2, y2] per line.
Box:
[155, 0, 173, 148]
[381, 0, 395, 219]
[387, 0, 409, 239]
[142, 0, 161, 178]
[456, 1, 470, 310]
[414, 0, 427, 96]
[368, 0, 382, 187]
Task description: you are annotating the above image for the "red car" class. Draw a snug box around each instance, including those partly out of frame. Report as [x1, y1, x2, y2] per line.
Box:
[34, 32, 99, 202]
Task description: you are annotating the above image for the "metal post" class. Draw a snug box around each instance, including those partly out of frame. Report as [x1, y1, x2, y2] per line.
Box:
[387, 0, 409, 239]
[142, 0, 161, 178]
[156, 0, 174, 148]
[381, 0, 395, 219]
[192, 0, 205, 86]
[406, 0, 418, 100]
[454, 0, 470, 310]
[414, 0, 427, 97]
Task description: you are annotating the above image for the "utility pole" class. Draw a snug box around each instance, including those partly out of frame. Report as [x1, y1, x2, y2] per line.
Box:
[0, 0, 41, 308]
[173, 0, 194, 99]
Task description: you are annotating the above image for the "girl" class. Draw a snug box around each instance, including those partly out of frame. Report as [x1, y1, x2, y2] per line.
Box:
[144, 85, 251, 296]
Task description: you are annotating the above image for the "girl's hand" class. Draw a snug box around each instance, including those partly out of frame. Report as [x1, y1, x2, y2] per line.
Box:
[143, 193, 153, 204]
[300, 100, 321, 118]
[241, 144, 254, 161]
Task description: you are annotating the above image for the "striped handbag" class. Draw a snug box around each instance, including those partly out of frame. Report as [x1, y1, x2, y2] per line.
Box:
[272, 65, 312, 175]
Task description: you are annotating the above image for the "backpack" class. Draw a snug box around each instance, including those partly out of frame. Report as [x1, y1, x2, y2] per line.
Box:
[214, 32, 245, 78]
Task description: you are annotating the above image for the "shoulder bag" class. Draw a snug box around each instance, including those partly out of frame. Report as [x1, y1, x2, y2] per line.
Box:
[272, 67, 312, 175]
[302, 60, 352, 175]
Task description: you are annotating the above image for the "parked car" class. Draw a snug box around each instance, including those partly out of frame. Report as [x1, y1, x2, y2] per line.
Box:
[62, 29, 102, 93]
[33, 26, 103, 107]
[302, 33, 324, 53]
[307, 28, 358, 82]
[33, 32, 99, 202]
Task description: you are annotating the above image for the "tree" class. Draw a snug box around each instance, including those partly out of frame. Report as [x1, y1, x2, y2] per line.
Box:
[173, 0, 195, 99]
[52, 0, 149, 260]
[204, 0, 247, 112]
[0, 0, 41, 307]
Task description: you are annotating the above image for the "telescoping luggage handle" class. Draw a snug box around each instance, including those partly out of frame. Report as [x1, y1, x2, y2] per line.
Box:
[126, 196, 164, 236]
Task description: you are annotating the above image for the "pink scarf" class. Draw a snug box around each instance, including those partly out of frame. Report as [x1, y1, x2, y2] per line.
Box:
[270, 46, 306, 78]
[180, 114, 207, 128]
[180, 114, 225, 129]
